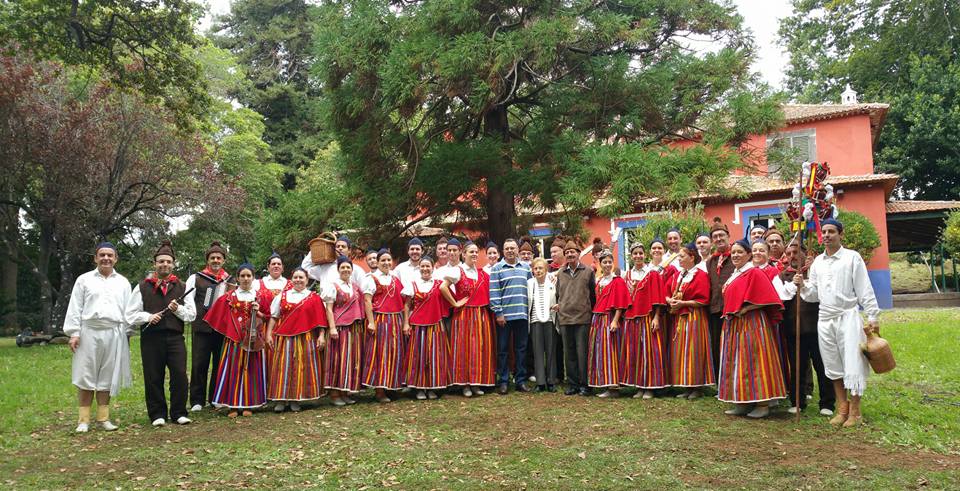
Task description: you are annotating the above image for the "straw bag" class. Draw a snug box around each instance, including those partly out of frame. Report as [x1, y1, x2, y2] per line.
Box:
[860, 329, 896, 374]
[308, 232, 338, 265]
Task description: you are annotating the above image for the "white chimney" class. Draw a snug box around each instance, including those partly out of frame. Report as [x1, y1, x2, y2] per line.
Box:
[841, 84, 858, 104]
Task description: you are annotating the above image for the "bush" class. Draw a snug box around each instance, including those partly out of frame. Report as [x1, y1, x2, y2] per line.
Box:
[944, 209, 960, 255]
[623, 203, 708, 248]
[776, 209, 882, 263]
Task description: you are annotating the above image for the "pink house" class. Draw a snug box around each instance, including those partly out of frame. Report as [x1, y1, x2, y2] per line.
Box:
[533, 103, 901, 308]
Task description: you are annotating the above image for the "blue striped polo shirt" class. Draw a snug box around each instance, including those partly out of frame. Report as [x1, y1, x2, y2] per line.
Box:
[489, 259, 532, 321]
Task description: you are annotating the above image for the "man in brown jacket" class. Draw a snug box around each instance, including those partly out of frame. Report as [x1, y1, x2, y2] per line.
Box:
[704, 219, 734, 378]
[555, 240, 596, 396]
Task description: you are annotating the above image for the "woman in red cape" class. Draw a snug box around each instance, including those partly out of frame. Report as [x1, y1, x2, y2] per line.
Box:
[718, 239, 787, 419]
[403, 257, 452, 400]
[440, 241, 496, 397]
[665, 243, 715, 399]
[265, 267, 326, 413]
[323, 257, 366, 406]
[587, 249, 630, 398]
[204, 263, 274, 417]
[620, 243, 667, 399]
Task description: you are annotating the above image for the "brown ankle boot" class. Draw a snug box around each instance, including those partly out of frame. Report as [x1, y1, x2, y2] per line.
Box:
[843, 414, 863, 428]
[830, 402, 849, 426]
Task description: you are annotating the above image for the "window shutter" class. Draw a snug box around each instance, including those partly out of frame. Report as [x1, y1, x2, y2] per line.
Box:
[792, 135, 811, 162]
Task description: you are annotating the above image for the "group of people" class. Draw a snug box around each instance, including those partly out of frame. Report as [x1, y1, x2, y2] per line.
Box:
[64, 216, 881, 433]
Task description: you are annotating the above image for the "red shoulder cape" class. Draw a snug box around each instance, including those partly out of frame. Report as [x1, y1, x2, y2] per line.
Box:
[625, 270, 665, 318]
[273, 291, 327, 336]
[669, 269, 710, 316]
[593, 276, 630, 313]
[722, 267, 784, 324]
[203, 289, 274, 343]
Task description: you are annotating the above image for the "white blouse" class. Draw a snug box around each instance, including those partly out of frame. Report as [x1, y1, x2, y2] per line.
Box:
[321, 279, 355, 303]
[362, 270, 397, 295]
[401, 278, 437, 297]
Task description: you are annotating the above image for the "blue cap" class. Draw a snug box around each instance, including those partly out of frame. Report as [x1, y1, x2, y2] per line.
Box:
[447, 238, 461, 248]
[237, 263, 256, 275]
[408, 237, 423, 248]
[649, 237, 665, 248]
[268, 250, 281, 261]
[95, 241, 117, 254]
[696, 230, 710, 239]
[377, 248, 391, 259]
[336, 235, 351, 247]
[485, 241, 498, 250]
[821, 218, 843, 233]
[336, 255, 352, 267]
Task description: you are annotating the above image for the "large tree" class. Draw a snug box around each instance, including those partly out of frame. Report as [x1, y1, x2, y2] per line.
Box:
[779, 0, 960, 200]
[0, 54, 218, 332]
[210, 0, 328, 179]
[0, 0, 209, 124]
[315, 0, 784, 245]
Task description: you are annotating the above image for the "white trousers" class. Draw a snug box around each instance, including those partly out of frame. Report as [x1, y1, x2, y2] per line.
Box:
[817, 309, 870, 396]
[71, 324, 131, 396]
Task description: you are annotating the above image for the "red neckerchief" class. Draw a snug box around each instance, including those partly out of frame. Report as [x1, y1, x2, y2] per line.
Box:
[147, 274, 179, 296]
[712, 250, 730, 274]
[201, 267, 228, 281]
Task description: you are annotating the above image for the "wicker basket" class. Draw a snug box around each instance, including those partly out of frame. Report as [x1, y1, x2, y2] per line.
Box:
[860, 330, 896, 374]
[308, 232, 338, 265]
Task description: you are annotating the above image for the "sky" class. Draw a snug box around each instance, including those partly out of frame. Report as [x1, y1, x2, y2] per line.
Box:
[199, 0, 795, 89]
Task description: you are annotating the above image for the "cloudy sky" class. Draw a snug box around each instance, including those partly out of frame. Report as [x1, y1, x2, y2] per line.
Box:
[200, 0, 795, 89]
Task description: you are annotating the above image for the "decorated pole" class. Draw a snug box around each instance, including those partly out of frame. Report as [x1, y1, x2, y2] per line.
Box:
[785, 161, 836, 422]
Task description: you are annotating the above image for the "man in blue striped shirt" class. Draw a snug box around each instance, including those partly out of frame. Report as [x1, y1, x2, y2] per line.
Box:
[489, 238, 533, 394]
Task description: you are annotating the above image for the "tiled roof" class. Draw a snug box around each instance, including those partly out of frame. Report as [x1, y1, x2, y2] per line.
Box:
[886, 200, 960, 214]
[782, 103, 889, 143]
[698, 173, 900, 200]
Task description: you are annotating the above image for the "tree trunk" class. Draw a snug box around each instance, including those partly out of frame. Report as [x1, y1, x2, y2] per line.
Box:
[483, 106, 517, 246]
[52, 257, 80, 333]
[37, 223, 55, 334]
[0, 202, 17, 331]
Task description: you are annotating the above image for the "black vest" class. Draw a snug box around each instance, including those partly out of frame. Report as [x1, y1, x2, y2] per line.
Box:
[192, 272, 233, 334]
[138, 278, 187, 333]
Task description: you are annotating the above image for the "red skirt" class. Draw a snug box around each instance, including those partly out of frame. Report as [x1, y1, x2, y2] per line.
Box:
[620, 315, 667, 389]
[362, 312, 405, 390]
[718, 310, 787, 403]
[449, 306, 496, 386]
[325, 320, 365, 393]
[669, 307, 715, 388]
[587, 312, 621, 388]
[405, 323, 452, 389]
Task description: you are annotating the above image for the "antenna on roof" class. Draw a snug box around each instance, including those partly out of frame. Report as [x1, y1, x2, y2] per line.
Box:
[841, 84, 858, 104]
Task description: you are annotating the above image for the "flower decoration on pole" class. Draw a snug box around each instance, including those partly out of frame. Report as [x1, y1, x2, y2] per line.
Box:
[786, 161, 837, 245]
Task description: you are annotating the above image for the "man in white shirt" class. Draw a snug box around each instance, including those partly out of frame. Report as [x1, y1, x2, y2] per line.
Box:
[794, 219, 880, 428]
[661, 228, 683, 269]
[63, 242, 133, 433]
[300, 234, 365, 288]
[393, 237, 424, 288]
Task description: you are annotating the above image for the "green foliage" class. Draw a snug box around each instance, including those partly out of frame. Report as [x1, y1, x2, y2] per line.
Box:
[210, 0, 328, 174]
[944, 209, 960, 254]
[779, 0, 960, 199]
[776, 209, 882, 263]
[315, 0, 784, 244]
[0, 0, 209, 124]
[622, 203, 709, 250]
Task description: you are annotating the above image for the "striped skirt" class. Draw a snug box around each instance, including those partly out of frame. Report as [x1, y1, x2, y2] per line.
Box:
[362, 312, 405, 390]
[213, 340, 267, 409]
[325, 321, 365, 393]
[587, 312, 621, 388]
[620, 315, 667, 389]
[718, 310, 787, 403]
[405, 323, 452, 389]
[267, 330, 322, 402]
[449, 306, 496, 386]
[670, 307, 715, 388]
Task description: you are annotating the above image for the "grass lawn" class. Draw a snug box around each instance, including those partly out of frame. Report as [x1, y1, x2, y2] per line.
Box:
[1, 309, 958, 489]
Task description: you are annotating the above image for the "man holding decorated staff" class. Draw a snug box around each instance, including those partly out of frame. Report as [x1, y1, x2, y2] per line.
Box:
[64, 242, 133, 433]
[793, 219, 880, 427]
[184, 241, 233, 412]
[779, 239, 835, 416]
[705, 218, 735, 378]
[126, 240, 195, 426]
